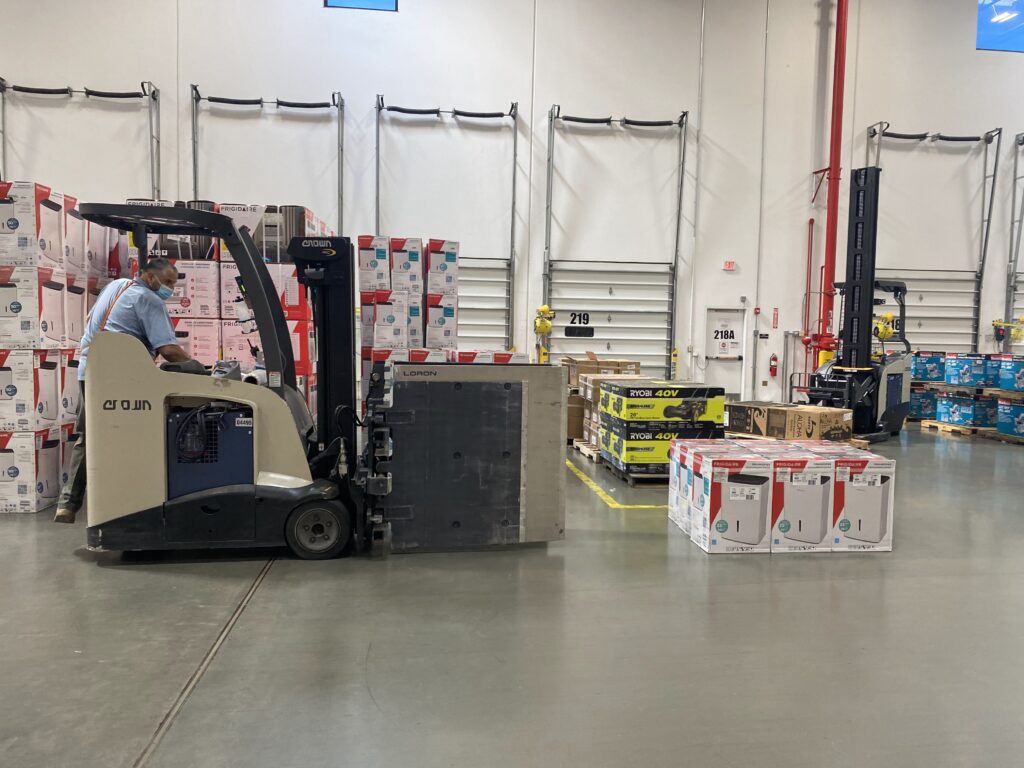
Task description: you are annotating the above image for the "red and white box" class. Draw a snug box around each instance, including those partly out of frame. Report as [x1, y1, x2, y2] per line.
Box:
[0, 427, 58, 513]
[425, 239, 458, 305]
[288, 319, 315, 376]
[270, 262, 311, 320]
[0, 265, 66, 348]
[390, 237, 423, 293]
[669, 440, 742, 535]
[64, 272, 87, 348]
[426, 295, 457, 350]
[0, 182, 64, 268]
[220, 320, 258, 369]
[60, 421, 78, 486]
[219, 260, 242, 318]
[63, 195, 86, 278]
[372, 289, 409, 350]
[60, 348, 81, 423]
[690, 453, 772, 553]
[832, 453, 895, 552]
[85, 219, 109, 280]
[170, 318, 221, 366]
[448, 350, 529, 364]
[0, 349, 60, 431]
[86, 275, 112, 323]
[407, 291, 424, 348]
[106, 225, 132, 279]
[769, 455, 834, 553]
[166, 260, 220, 318]
[357, 235, 391, 292]
[359, 292, 376, 349]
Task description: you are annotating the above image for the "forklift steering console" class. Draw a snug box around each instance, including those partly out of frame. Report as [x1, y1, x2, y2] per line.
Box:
[160, 359, 209, 376]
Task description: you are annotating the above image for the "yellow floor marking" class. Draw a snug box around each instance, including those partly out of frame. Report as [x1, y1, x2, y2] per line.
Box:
[564, 459, 668, 510]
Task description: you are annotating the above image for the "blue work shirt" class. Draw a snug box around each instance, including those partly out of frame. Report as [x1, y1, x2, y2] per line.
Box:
[78, 278, 177, 381]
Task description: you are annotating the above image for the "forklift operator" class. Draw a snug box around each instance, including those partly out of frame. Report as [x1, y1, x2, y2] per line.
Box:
[53, 258, 197, 525]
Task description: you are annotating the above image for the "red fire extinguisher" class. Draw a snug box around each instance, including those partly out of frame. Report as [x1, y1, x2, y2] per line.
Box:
[768, 353, 778, 378]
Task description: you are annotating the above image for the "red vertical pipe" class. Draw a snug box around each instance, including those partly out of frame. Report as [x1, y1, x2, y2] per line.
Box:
[817, 0, 849, 356]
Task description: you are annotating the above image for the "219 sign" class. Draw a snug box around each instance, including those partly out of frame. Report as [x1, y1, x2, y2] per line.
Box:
[569, 312, 591, 326]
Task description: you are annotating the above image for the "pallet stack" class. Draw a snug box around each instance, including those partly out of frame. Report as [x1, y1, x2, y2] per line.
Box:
[561, 356, 641, 445]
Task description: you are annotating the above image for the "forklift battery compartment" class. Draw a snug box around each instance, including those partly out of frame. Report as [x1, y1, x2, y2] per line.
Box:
[166, 405, 254, 499]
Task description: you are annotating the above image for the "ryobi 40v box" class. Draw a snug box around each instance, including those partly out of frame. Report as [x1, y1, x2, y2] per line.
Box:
[599, 418, 725, 464]
[599, 380, 725, 423]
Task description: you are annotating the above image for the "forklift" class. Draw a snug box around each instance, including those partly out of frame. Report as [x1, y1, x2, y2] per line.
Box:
[807, 167, 912, 440]
[78, 204, 565, 559]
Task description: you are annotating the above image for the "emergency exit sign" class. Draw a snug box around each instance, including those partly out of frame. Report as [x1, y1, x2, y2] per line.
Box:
[723, 260, 736, 271]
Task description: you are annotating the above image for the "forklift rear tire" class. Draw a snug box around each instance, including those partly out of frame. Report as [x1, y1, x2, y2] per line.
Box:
[285, 501, 351, 560]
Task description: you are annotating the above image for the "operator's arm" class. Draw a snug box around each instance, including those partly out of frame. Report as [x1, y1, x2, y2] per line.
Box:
[155, 344, 192, 363]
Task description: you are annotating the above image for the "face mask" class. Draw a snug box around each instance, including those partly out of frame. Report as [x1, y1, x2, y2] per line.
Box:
[155, 282, 174, 301]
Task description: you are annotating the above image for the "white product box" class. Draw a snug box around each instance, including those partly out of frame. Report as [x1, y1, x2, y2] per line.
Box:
[86, 275, 111, 323]
[220, 261, 242, 318]
[167, 260, 220, 318]
[832, 454, 895, 552]
[690, 453, 772, 553]
[60, 421, 79, 489]
[0, 182, 64, 268]
[0, 429, 56, 513]
[769, 455, 834, 553]
[170, 318, 221, 366]
[64, 272, 87, 348]
[674, 441, 741, 536]
[407, 291, 423, 348]
[220, 320, 259, 370]
[63, 196, 86, 278]
[218, 204, 266, 262]
[270, 263, 311, 320]
[390, 237, 423, 293]
[426, 296, 457, 349]
[60, 348, 81, 423]
[668, 442, 684, 531]
[359, 293, 376, 346]
[0, 349, 61, 431]
[425, 239, 458, 304]
[85, 220, 109, 280]
[447, 350, 529, 364]
[0, 266, 66, 348]
[372, 290, 409, 350]
[107, 227, 132, 279]
[358, 235, 391, 292]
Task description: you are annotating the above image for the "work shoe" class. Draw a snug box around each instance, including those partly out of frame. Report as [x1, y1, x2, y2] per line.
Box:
[53, 507, 77, 524]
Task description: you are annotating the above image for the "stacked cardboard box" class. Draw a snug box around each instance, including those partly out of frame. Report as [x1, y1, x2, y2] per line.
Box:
[598, 380, 726, 475]
[0, 182, 102, 512]
[725, 401, 853, 441]
[562, 357, 642, 443]
[670, 438, 895, 554]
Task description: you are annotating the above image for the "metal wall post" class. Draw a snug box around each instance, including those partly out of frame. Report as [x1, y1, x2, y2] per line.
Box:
[669, 111, 689, 378]
[190, 84, 200, 200]
[508, 103, 519, 349]
[374, 94, 383, 235]
[1007, 132, 1024, 341]
[144, 81, 161, 199]
[542, 104, 559, 307]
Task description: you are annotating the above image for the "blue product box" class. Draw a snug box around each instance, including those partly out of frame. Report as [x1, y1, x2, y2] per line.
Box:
[910, 387, 937, 419]
[912, 352, 946, 382]
[997, 355, 1024, 393]
[944, 353, 994, 387]
[998, 398, 1024, 437]
[936, 392, 997, 427]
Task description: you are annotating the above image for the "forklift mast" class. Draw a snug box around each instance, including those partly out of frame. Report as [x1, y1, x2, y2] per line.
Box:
[839, 166, 881, 369]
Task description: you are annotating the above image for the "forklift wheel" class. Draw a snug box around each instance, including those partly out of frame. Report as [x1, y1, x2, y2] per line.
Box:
[285, 501, 351, 560]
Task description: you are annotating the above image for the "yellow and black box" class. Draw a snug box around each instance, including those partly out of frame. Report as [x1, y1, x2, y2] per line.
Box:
[599, 417, 726, 463]
[599, 380, 726, 423]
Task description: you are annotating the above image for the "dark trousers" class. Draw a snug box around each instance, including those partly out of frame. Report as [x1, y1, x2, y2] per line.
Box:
[58, 382, 86, 511]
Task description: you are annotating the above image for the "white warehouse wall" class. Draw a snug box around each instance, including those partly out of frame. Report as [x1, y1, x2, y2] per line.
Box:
[2, 0, 1023, 395]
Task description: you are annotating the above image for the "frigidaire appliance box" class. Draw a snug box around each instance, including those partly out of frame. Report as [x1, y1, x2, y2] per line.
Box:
[165, 260, 220, 318]
[0, 426, 61, 513]
[690, 453, 772, 553]
[270, 263, 311, 321]
[832, 453, 895, 552]
[358, 235, 391, 292]
[64, 272, 87, 348]
[62, 196, 86, 278]
[0, 349, 61, 431]
[220, 320, 258, 369]
[425, 239, 458, 304]
[669, 439, 740, 535]
[371, 289, 409, 350]
[0, 265, 67, 348]
[169, 318, 221, 366]
[60, 348, 81, 423]
[84, 219, 109, 280]
[219, 260, 242, 318]
[770, 455, 834, 553]
[425, 294, 457, 349]
[217, 204, 266, 263]
[390, 237, 423, 293]
[60, 421, 78, 487]
[0, 182, 64, 268]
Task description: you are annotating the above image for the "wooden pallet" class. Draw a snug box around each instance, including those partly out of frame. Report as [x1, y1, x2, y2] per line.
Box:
[602, 461, 668, 487]
[983, 388, 1024, 400]
[919, 419, 996, 439]
[727, 431, 872, 451]
[979, 431, 1024, 447]
[573, 440, 602, 463]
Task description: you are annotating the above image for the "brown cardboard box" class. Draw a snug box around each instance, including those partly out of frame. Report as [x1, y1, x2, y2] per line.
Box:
[772, 405, 853, 441]
[727, 401, 796, 436]
[583, 401, 593, 422]
[606, 359, 642, 375]
[567, 393, 585, 441]
[561, 357, 619, 387]
[579, 373, 647, 403]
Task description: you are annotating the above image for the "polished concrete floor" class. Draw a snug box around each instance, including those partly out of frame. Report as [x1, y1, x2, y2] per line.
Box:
[1, 427, 1023, 767]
